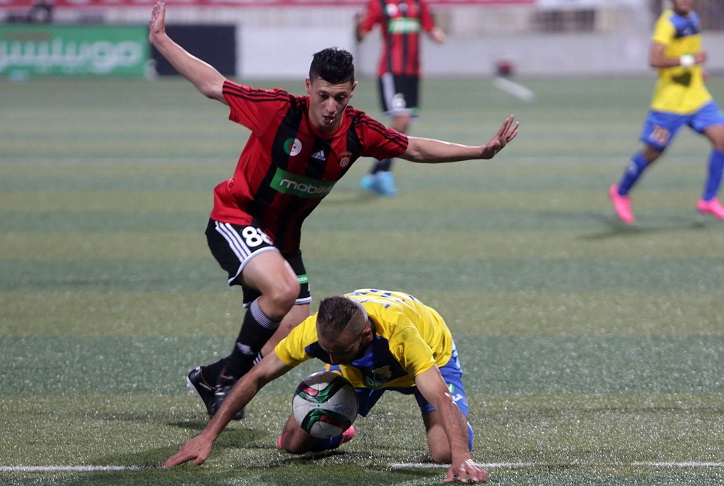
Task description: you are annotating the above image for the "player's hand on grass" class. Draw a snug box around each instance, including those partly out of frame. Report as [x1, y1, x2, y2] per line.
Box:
[444, 458, 488, 483]
[480, 115, 518, 160]
[163, 434, 214, 468]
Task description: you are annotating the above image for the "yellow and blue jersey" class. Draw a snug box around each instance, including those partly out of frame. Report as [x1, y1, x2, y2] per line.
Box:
[650, 8, 711, 114]
[274, 289, 453, 389]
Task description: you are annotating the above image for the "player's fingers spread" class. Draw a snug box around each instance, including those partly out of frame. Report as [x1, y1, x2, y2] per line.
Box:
[497, 121, 509, 136]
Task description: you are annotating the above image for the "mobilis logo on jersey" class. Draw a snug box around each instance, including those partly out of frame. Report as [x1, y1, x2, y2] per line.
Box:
[271, 168, 336, 199]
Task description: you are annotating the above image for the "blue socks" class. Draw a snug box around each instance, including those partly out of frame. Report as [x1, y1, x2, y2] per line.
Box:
[618, 149, 724, 200]
[703, 149, 724, 201]
[617, 152, 649, 195]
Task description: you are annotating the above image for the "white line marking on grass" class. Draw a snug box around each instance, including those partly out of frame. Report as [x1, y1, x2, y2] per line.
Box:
[391, 462, 724, 469]
[0, 466, 144, 472]
[390, 462, 535, 469]
[3, 462, 722, 473]
[630, 462, 724, 468]
[493, 77, 535, 102]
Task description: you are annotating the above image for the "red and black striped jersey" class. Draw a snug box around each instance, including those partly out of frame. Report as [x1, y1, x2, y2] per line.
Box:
[210, 80, 408, 254]
[360, 0, 436, 77]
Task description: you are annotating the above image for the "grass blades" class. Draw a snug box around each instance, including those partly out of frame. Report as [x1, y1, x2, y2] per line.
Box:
[1, 76, 722, 485]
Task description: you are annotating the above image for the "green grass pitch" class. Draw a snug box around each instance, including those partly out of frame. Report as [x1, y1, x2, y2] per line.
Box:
[1, 75, 723, 485]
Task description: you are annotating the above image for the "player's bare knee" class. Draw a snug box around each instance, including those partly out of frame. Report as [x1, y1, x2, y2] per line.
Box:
[265, 280, 300, 314]
[279, 443, 304, 455]
[277, 436, 308, 455]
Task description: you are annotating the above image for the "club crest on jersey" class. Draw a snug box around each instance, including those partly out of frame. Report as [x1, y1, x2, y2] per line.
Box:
[363, 365, 392, 389]
[284, 138, 302, 156]
[339, 151, 352, 167]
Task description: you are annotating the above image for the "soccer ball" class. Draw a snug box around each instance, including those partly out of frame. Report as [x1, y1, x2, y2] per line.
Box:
[292, 370, 358, 438]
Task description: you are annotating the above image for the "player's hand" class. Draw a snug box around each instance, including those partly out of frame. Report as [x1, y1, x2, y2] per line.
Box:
[694, 50, 707, 65]
[163, 434, 214, 468]
[480, 115, 518, 160]
[429, 26, 446, 44]
[149, 1, 166, 40]
[444, 458, 489, 483]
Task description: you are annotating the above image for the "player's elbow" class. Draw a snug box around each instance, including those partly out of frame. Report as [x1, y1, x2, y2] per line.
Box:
[196, 80, 223, 101]
[400, 144, 428, 163]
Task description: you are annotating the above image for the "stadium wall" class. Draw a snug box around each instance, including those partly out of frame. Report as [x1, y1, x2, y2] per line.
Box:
[3, 3, 724, 79]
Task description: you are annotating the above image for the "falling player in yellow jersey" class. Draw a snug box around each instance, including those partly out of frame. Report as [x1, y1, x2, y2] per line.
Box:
[609, 0, 724, 224]
[164, 289, 488, 483]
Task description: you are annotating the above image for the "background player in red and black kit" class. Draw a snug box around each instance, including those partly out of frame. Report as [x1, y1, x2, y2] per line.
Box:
[357, 0, 446, 196]
[149, 1, 517, 419]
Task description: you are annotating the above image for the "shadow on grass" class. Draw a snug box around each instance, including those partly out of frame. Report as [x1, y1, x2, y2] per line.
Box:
[580, 212, 710, 240]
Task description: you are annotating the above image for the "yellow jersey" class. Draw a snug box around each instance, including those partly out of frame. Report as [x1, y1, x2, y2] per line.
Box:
[650, 8, 711, 114]
[274, 289, 453, 389]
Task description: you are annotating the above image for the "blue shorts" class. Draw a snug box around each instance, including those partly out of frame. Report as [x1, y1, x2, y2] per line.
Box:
[326, 342, 469, 418]
[640, 101, 724, 150]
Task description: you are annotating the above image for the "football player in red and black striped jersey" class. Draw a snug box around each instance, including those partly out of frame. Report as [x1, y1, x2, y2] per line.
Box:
[150, 1, 518, 419]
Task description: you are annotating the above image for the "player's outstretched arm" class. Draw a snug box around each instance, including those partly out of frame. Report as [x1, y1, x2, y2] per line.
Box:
[415, 367, 488, 483]
[401, 115, 518, 163]
[163, 354, 293, 467]
[148, 1, 227, 103]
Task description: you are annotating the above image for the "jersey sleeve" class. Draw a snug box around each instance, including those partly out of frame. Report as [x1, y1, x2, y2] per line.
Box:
[222, 80, 289, 138]
[359, 0, 382, 32]
[651, 13, 675, 46]
[274, 315, 317, 367]
[420, 1, 436, 32]
[355, 111, 409, 160]
[388, 322, 437, 377]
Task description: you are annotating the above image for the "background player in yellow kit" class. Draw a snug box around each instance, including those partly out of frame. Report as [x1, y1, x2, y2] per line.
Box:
[609, 0, 724, 224]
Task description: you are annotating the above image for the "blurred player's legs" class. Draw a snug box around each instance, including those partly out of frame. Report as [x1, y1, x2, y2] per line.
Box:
[361, 74, 417, 197]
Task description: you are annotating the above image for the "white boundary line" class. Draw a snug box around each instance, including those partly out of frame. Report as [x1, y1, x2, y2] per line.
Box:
[390, 463, 535, 469]
[0, 466, 144, 472]
[631, 462, 724, 468]
[390, 461, 724, 469]
[2, 462, 723, 473]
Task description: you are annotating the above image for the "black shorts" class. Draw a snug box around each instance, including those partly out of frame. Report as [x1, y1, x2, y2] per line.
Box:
[378, 73, 420, 117]
[205, 219, 311, 307]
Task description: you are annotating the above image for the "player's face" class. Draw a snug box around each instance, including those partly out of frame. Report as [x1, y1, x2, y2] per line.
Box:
[318, 311, 371, 364]
[672, 0, 693, 15]
[306, 77, 356, 134]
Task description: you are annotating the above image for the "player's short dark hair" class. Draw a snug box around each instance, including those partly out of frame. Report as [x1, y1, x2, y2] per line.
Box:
[317, 295, 364, 339]
[309, 47, 355, 85]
